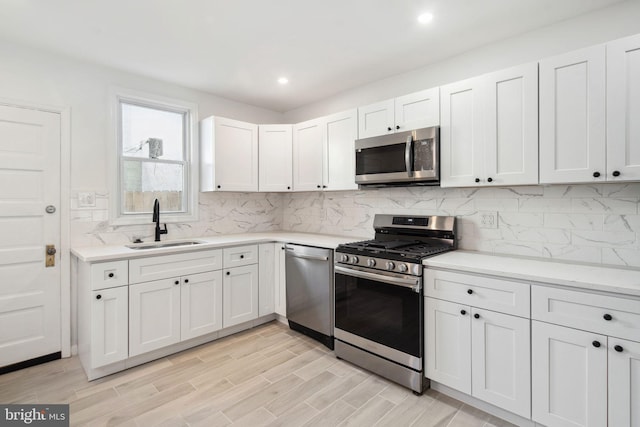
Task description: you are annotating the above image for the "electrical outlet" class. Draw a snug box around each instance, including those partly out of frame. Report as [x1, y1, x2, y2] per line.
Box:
[479, 211, 498, 229]
[78, 192, 96, 208]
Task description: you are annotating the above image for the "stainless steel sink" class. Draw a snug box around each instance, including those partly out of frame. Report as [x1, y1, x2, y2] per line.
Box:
[126, 240, 203, 250]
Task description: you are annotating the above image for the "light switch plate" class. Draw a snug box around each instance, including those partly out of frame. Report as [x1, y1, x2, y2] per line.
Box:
[479, 211, 498, 229]
[78, 192, 96, 208]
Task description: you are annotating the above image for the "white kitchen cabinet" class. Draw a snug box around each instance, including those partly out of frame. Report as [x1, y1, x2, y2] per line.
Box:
[531, 321, 607, 427]
[274, 243, 287, 317]
[129, 278, 181, 357]
[358, 88, 440, 139]
[180, 271, 223, 341]
[259, 124, 293, 191]
[440, 63, 538, 187]
[258, 243, 276, 316]
[539, 45, 606, 184]
[293, 109, 358, 191]
[608, 337, 640, 427]
[200, 116, 259, 192]
[223, 264, 259, 328]
[90, 286, 128, 368]
[607, 33, 640, 182]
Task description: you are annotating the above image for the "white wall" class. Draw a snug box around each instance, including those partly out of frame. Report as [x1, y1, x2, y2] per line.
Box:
[283, 0, 640, 122]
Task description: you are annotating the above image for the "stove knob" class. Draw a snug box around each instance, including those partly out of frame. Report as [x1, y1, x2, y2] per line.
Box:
[398, 264, 408, 273]
[367, 259, 376, 267]
[386, 261, 395, 270]
[340, 254, 349, 263]
[351, 256, 359, 264]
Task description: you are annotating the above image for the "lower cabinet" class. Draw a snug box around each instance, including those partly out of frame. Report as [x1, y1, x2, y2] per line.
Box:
[258, 243, 276, 316]
[223, 264, 259, 328]
[274, 243, 287, 317]
[609, 337, 640, 427]
[91, 286, 128, 367]
[180, 271, 223, 341]
[425, 297, 531, 418]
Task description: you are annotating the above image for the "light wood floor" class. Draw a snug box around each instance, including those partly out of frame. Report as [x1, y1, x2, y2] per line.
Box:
[1, 321, 516, 427]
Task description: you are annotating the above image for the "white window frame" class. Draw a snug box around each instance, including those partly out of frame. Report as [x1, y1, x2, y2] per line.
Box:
[109, 87, 199, 225]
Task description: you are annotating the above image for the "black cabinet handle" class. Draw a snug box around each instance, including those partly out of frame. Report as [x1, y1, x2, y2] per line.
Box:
[473, 313, 480, 319]
[593, 171, 601, 178]
[96, 294, 102, 300]
[175, 280, 179, 285]
[475, 178, 480, 183]
[614, 345, 623, 352]
[467, 289, 473, 295]
[217, 185, 221, 189]
[317, 185, 321, 188]
[226, 271, 230, 276]
[396, 125, 400, 130]
[612, 171, 621, 177]
[323, 185, 327, 188]
[387, 127, 392, 131]
[184, 279, 189, 284]
[592, 340, 601, 348]
[460, 309, 466, 315]
[240, 255, 244, 259]
[603, 314, 612, 321]
[108, 272, 114, 278]
[487, 177, 493, 183]
[287, 186, 291, 190]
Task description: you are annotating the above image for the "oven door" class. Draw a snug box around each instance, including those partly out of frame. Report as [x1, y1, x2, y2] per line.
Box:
[334, 265, 423, 370]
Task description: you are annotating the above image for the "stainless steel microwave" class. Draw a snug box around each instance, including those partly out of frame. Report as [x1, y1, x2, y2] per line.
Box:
[355, 126, 439, 187]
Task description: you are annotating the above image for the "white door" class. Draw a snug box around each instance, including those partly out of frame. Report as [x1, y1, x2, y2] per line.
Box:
[532, 321, 607, 427]
[180, 271, 223, 341]
[357, 99, 394, 139]
[323, 109, 358, 191]
[258, 124, 293, 192]
[609, 338, 640, 427]
[607, 33, 640, 182]
[483, 63, 539, 186]
[539, 45, 606, 184]
[223, 264, 259, 328]
[471, 309, 531, 418]
[293, 118, 324, 191]
[440, 77, 485, 187]
[91, 286, 128, 368]
[0, 105, 61, 368]
[424, 298, 471, 394]
[214, 117, 258, 191]
[394, 87, 440, 131]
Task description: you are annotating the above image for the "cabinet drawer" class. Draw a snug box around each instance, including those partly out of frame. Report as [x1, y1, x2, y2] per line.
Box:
[223, 245, 258, 268]
[424, 269, 530, 317]
[90, 260, 128, 290]
[532, 286, 640, 342]
[129, 249, 222, 284]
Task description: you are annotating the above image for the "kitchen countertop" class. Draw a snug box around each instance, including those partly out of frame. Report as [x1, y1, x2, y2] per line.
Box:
[71, 231, 365, 263]
[424, 250, 640, 297]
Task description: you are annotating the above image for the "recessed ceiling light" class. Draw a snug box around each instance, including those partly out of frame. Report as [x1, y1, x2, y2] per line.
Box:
[417, 12, 433, 24]
[277, 77, 289, 85]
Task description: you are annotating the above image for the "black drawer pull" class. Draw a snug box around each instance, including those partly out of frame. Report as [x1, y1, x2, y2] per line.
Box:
[460, 309, 466, 315]
[184, 279, 189, 284]
[174, 280, 180, 285]
[96, 294, 102, 300]
[226, 271, 230, 276]
[612, 170, 621, 177]
[108, 272, 114, 278]
[467, 289, 473, 295]
[614, 345, 623, 353]
[240, 255, 244, 259]
[473, 313, 480, 319]
[592, 340, 601, 348]
[603, 314, 612, 321]
[474, 178, 480, 183]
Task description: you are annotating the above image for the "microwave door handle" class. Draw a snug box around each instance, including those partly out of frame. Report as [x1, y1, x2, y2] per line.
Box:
[405, 135, 413, 177]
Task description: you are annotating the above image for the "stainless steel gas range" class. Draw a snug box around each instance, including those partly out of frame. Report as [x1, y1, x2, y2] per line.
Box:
[334, 214, 457, 394]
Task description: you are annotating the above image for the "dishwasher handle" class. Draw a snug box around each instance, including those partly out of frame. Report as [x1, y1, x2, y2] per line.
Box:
[284, 245, 329, 262]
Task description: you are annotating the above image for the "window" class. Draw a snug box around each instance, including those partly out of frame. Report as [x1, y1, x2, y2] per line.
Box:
[110, 89, 198, 225]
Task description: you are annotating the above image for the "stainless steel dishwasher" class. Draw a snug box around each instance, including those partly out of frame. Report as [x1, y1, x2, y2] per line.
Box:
[285, 244, 334, 349]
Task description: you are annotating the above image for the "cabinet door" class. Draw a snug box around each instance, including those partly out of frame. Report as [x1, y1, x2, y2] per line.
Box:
[471, 309, 531, 418]
[323, 109, 358, 191]
[483, 63, 538, 186]
[274, 243, 287, 316]
[394, 87, 440, 132]
[223, 264, 259, 328]
[532, 321, 607, 427]
[258, 243, 276, 316]
[539, 45, 606, 184]
[358, 99, 394, 139]
[91, 287, 128, 367]
[129, 278, 181, 357]
[214, 117, 259, 191]
[258, 124, 293, 191]
[440, 77, 484, 187]
[425, 298, 471, 394]
[293, 118, 324, 191]
[180, 271, 223, 341]
[607, 34, 640, 182]
[609, 338, 640, 427]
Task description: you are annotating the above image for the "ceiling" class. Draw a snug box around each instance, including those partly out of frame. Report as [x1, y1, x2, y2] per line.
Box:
[0, 0, 625, 112]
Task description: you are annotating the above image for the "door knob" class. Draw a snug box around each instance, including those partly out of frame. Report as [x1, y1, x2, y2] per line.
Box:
[45, 245, 56, 267]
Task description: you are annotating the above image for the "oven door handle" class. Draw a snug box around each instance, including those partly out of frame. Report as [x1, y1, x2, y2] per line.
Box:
[335, 265, 421, 293]
[405, 134, 414, 177]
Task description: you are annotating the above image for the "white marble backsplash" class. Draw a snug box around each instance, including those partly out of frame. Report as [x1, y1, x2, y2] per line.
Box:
[70, 182, 640, 268]
[282, 183, 640, 268]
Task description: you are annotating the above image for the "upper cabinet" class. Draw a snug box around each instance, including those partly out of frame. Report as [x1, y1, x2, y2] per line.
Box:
[293, 109, 358, 191]
[358, 88, 439, 139]
[258, 124, 293, 192]
[607, 33, 640, 182]
[539, 46, 606, 184]
[200, 116, 259, 192]
[441, 63, 538, 187]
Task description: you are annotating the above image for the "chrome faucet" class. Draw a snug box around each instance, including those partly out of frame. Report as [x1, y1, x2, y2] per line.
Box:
[152, 198, 168, 242]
